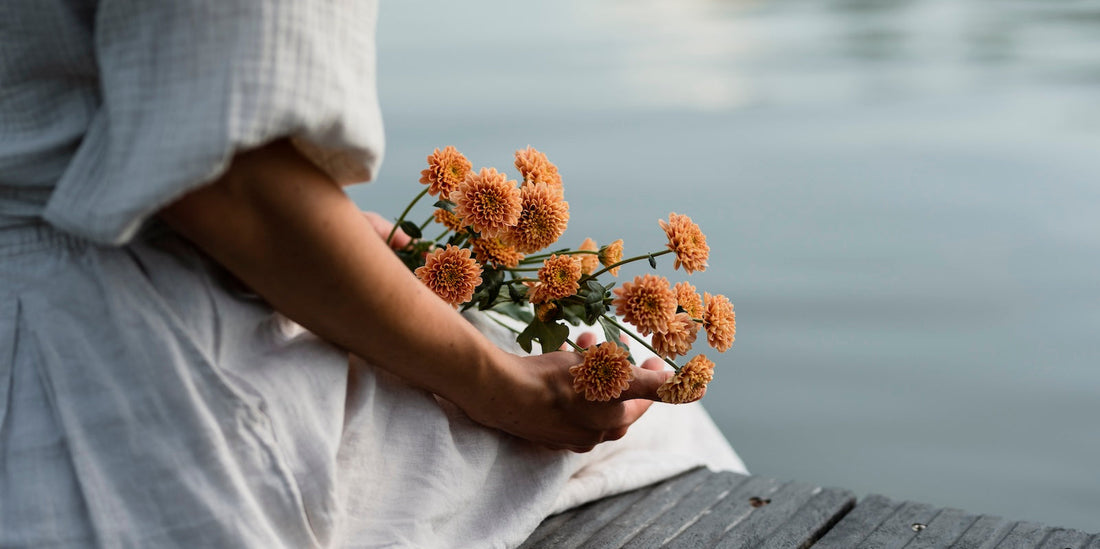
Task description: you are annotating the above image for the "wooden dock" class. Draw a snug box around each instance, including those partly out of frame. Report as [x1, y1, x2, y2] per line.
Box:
[520, 467, 1098, 548]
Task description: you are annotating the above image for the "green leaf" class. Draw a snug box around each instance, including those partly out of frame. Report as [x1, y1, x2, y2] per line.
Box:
[648, 254, 657, 268]
[584, 279, 605, 304]
[598, 316, 630, 353]
[584, 300, 607, 325]
[538, 321, 570, 354]
[399, 220, 423, 239]
[561, 303, 585, 325]
[495, 302, 534, 324]
[508, 283, 523, 303]
[433, 199, 456, 213]
[516, 322, 536, 353]
[517, 318, 570, 354]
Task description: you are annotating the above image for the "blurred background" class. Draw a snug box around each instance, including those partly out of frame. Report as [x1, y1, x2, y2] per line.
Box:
[352, 0, 1100, 531]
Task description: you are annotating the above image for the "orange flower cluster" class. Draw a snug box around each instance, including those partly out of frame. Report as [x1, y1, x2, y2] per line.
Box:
[612, 274, 677, 336]
[659, 213, 709, 274]
[599, 239, 624, 277]
[414, 245, 482, 308]
[577, 238, 600, 275]
[404, 145, 739, 407]
[515, 146, 563, 193]
[528, 254, 582, 304]
[657, 355, 714, 404]
[570, 342, 634, 401]
[450, 168, 522, 238]
[506, 183, 570, 254]
[420, 146, 472, 198]
[471, 236, 524, 269]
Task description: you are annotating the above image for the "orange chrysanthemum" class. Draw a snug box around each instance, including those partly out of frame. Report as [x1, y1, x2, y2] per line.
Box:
[514, 146, 563, 193]
[470, 236, 524, 268]
[657, 355, 715, 404]
[578, 238, 600, 275]
[505, 183, 569, 254]
[599, 239, 624, 277]
[612, 274, 677, 336]
[659, 213, 709, 274]
[570, 342, 635, 401]
[702, 292, 736, 352]
[651, 313, 700, 360]
[528, 254, 582, 304]
[414, 245, 483, 308]
[419, 146, 472, 197]
[450, 168, 522, 238]
[674, 282, 704, 319]
[433, 208, 467, 234]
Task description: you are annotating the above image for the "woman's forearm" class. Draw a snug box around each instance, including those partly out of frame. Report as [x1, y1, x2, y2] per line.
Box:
[159, 140, 509, 408]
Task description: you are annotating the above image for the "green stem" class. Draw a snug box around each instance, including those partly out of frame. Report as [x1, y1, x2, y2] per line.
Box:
[563, 337, 584, 353]
[584, 249, 673, 280]
[602, 314, 680, 372]
[387, 187, 430, 246]
[432, 228, 451, 242]
[485, 313, 522, 335]
[418, 214, 434, 232]
[521, 250, 599, 263]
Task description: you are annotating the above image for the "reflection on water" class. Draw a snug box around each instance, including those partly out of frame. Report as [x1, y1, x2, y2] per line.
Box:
[370, 0, 1100, 532]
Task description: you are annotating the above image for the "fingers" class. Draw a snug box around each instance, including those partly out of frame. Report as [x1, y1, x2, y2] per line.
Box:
[361, 211, 411, 249]
[575, 332, 597, 349]
[618, 364, 672, 402]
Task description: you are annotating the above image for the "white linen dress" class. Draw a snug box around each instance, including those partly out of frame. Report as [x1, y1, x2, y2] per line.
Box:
[0, 1, 746, 547]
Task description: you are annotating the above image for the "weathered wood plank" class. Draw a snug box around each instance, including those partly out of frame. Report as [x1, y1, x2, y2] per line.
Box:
[665, 475, 784, 548]
[519, 480, 657, 548]
[620, 470, 749, 548]
[816, 493, 1098, 549]
[812, 494, 901, 548]
[522, 473, 1098, 549]
[948, 515, 1019, 549]
[576, 467, 712, 548]
[711, 481, 830, 549]
[738, 484, 855, 549]
[859, 500, 941, 548]
[1036, 528, 1094, 549]
[904, 507, 978, 549]
[994, 521, 1051, 548]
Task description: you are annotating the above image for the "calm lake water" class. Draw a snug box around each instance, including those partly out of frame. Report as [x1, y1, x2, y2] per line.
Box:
[356, 0, 1100, 531]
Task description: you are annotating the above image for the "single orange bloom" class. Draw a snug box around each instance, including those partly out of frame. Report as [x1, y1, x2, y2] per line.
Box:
[433, 208, 466, 234]
[599, 239, 624, 277]
[659, 213, 709, 274]
[651, 313, 700, 360]
[703, 292, 736, 352]
[419, 146, 472, 197]
[657, 355, 715, 404]
[470, 236, 524, 268]
[450, 168, 522, 238]
[578, 238, 600, 275]
[514, 146, 563, 194]
[612, 274, 677, 336]
[414, 245, 483, 308]
[505, 183, 569, 254]
[674, 282, 704, 319]
[570, 342, 635, 401]
[528, 254, 582, 304]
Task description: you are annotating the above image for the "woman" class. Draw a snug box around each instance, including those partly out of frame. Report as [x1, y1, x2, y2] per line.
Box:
[0, 1, 744, 546]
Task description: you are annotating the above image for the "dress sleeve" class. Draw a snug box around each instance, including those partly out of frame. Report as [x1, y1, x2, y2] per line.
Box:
[44, 0, 384, 245]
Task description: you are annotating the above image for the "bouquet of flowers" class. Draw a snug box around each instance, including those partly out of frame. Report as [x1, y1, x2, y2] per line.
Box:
[387, 146, 736, 404]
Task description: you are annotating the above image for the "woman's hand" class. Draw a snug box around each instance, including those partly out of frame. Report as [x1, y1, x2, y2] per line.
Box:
[462, 333, 672, 453]
[361, 211, 411, 250]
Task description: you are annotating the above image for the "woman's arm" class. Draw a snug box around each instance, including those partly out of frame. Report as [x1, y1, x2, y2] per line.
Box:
[159, 139, 671, 452]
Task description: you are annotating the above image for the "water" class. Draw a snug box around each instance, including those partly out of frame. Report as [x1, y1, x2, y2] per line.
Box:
[358, 0, 1100, 531]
